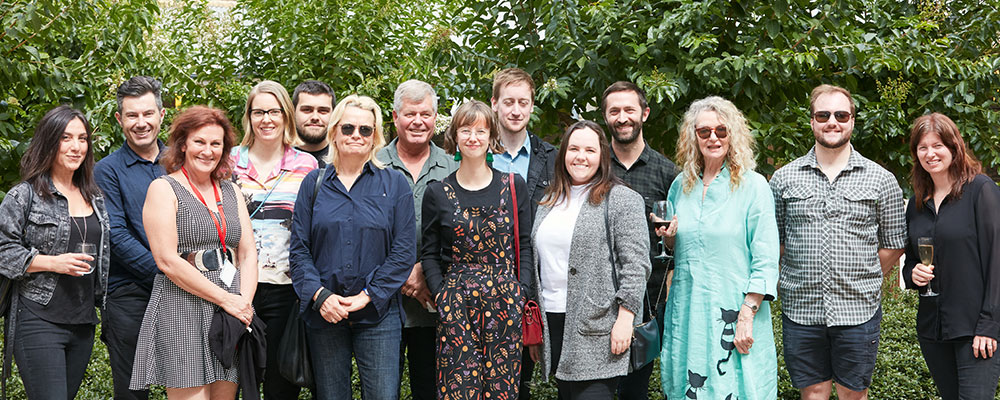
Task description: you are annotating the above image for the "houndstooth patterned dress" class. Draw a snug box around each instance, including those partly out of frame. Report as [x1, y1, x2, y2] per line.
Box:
[130, 176, 243, 390]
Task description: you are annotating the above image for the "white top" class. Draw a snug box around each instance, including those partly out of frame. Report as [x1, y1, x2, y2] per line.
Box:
[536, 185, 590, 313]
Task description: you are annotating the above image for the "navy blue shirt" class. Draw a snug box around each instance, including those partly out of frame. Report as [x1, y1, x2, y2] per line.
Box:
[94, 141, 166, 292]
[289, 162, 416, 327]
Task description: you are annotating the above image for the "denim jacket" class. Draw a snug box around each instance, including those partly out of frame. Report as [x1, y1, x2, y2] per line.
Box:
[0, 180, 111, 311]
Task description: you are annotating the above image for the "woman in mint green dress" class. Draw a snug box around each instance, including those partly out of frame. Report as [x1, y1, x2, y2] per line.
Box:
[657, 96, 779, 400]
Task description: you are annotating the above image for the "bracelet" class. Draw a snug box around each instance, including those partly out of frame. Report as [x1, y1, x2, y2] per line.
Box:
[742, 301, 759, 314]
[362, 287, 370, 297]
[313, 288, 334, 311]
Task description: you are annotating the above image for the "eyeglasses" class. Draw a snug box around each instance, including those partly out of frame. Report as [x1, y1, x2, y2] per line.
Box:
[340, 124, 374, 137]
[812, 110, 852, 123]
[695, 125, 728, 139]
[250, 108, 283, 120]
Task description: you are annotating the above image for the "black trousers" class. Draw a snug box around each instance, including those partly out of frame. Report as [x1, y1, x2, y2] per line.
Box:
[254, 283, 306, 400]
[100, 282, 151, 400]
[14, 306, 95, 400]
[401, 326, 437, 400]
[919, 337, 1000, 400]
[547, 312, 622, 400]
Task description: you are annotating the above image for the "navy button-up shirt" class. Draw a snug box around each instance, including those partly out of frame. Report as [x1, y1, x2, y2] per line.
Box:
[289, 162, 416, 327]
[94, 141, 166, 292]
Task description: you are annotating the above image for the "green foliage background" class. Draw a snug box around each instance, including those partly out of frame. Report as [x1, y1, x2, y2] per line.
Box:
[1, 0, 999, 397]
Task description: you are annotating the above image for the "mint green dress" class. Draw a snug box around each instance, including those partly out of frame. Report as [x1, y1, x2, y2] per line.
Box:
[660, 166, 779, 400]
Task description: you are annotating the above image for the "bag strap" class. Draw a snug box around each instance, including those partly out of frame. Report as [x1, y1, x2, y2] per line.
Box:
[311, 167, 327, 208]
[4, 186, 34, 399]
[605, 193, 668, 320]
[509, 173, 520, 281]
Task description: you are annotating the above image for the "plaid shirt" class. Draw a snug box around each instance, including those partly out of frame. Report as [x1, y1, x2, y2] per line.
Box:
[611, 142, 679, 305]
[770, 146, 906, 326]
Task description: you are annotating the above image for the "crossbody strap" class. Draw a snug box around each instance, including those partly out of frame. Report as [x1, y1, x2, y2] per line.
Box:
[509, 173, 520, 281]
[604, 192, 668, 319]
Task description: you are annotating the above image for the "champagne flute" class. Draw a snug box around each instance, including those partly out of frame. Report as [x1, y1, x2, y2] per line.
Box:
[652, 200, 675, 261]
[917, 237, 938, 297]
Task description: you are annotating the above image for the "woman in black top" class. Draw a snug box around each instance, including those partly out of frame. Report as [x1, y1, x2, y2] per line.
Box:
[902, 113, 1000, 400]
[420, 100, 533, 399]
[0, 106, 110, 399]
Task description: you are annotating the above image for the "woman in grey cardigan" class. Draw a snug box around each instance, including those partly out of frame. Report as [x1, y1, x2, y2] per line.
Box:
[529, 120, 650, 399]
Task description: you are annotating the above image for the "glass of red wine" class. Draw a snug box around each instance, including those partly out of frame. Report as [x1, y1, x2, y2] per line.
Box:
[652, 200, 674, 261]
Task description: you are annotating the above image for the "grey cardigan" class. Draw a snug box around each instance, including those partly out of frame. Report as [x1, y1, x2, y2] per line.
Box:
[531, 184, 650, 381]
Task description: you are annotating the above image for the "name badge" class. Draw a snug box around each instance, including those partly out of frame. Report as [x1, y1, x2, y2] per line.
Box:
[220, 258, 236, 288]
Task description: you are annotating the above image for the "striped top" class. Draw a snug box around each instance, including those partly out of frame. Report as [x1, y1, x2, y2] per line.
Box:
[230, 145, 318, 284]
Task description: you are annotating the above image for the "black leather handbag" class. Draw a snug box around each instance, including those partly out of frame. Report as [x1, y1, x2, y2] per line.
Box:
[276, 300, 314, 387]
[605, 199, 670, 371]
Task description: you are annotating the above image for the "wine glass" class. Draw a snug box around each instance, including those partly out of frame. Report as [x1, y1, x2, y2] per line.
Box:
[917, 237, 938, 297]
[652, 200, 675, 261]
[76, 242, 97, 275]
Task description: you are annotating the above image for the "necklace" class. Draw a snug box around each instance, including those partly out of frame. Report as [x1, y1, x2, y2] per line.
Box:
[71, 212, 87, 242]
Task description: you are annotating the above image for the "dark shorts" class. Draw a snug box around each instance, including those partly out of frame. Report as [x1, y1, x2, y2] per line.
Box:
[782, 308, 882, 392]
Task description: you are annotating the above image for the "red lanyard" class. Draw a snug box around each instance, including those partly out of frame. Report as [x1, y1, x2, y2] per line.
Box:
[181, 167, 228, 254]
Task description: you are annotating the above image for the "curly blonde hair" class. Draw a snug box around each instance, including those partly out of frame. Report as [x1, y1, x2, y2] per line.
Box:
[676, 96, 756, 193]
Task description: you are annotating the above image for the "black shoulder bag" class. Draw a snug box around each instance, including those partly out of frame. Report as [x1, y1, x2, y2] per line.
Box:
[605, 197, 669, 371]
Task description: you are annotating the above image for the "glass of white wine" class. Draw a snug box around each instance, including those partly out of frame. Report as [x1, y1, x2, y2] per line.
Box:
[918, 237, 938, 297]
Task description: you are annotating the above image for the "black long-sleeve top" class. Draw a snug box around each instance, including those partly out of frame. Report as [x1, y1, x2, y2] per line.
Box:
[902, 174, 1000, 341]
[420, 170, 535, 300]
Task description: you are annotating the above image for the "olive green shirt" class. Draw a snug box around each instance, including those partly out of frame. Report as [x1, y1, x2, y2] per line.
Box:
[376, 138, 458, 327]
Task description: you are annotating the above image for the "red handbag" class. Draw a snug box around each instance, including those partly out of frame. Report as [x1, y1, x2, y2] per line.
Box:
[510, 173, 544, 346]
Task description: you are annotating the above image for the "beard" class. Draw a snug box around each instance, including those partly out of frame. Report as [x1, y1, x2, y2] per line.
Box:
[297, 123, 327, 145]
[815, 130, 851, 150]
[610, 119, 643, 145]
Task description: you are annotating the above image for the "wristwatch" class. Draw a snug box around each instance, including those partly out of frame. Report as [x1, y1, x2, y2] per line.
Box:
[742, 301, 759, 313]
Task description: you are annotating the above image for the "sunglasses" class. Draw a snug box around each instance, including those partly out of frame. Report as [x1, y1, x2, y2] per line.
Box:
[340, 124, 375, 137]
[695, 125, 728, 139]
[813, 110, 852, 123]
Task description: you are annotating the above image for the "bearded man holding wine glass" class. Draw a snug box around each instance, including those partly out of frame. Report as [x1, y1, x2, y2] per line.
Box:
[902, 113, 1000, 400]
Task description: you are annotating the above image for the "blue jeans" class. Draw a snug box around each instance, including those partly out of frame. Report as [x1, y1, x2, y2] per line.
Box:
[307, 298, 402, 400]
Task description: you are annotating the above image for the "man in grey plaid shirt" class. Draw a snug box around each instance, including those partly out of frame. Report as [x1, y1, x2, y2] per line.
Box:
[770, 84, 906, 400]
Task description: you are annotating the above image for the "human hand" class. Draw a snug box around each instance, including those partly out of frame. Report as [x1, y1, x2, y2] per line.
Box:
[734, 310, 755, 354]
[973, 335, 997, 359]
[911, 263, 935, 287]
[340, 290, 372, 313]
[528, 345, 541, 363]
[317, 293, 350, 323]
[221, 293, 254, 326]
[610, 307, 634, 355]
[402, 263, 436, 308]
[46, 253, 94, 276]
[651, 214, 678, 239]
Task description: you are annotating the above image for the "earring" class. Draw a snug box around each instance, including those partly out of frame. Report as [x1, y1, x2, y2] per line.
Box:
[485, 152, 494, 163]
[454, 151, 462, 161]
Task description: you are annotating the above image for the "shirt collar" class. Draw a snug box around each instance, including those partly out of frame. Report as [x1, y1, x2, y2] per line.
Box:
[611, 140, 652, 166]
[499, 133, 531, 156]
[234, 145, 297, 172]
[123, 140, 166, 167]
[803, 144, 863, 172]
[383, 138, 450, 169]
